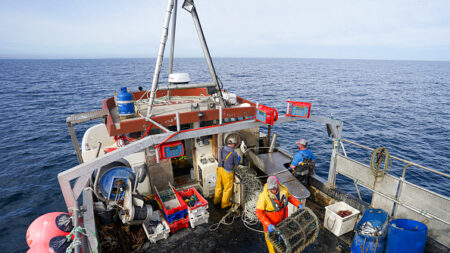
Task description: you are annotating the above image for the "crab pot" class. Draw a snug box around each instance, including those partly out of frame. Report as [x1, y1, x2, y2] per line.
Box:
[268, 207, 319, 253]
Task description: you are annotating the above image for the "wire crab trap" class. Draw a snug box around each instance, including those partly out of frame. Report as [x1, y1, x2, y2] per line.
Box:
[268, 207, 319, 253]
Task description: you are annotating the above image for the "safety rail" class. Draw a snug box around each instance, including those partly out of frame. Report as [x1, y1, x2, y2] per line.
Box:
[334, 138, 450, 248]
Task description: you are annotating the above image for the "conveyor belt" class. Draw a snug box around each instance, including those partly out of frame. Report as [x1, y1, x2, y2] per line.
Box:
[258, 152, 310, 200]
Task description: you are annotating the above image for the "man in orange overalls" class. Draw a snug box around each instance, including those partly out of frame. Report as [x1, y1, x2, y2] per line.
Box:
[256, 176, 303, 253]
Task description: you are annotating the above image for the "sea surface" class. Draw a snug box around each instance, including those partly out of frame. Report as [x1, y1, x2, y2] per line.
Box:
[0, 58, 449, 252]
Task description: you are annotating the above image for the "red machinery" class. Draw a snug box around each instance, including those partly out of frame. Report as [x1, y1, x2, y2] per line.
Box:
[158, 140, 184, 159]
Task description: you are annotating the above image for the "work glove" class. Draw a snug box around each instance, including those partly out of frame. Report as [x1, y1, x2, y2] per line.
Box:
[297, 204, 303, 209]
[267, 224, 275, 233]
[240, 141, 248, 154]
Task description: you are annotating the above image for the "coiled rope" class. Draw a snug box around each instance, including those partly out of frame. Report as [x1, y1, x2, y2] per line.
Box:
[208, 165, 264, 233]
[369, 147, 391, 178]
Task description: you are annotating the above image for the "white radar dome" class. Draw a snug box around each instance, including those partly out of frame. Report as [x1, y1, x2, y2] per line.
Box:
[168, 73, 191, 84]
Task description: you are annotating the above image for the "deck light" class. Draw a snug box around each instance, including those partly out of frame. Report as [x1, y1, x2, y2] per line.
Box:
[182, 0, 194, 13]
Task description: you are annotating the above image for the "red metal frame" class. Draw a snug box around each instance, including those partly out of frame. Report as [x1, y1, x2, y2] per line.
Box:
[101, 88, 257, 136]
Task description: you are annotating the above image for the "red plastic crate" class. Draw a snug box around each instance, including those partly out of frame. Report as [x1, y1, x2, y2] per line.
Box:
[179, 188, 208, 211]
[286, 100, 311, 118]
[165, 216, 189, 234]
[154, 185, 188, 216]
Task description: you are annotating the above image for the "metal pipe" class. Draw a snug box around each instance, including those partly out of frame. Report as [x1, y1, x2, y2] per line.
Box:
[95, 141, 102, 158]
[340, 140, 347, 157]
[145, 117, 171, 133]
[188, 4, 225, 107]
[342, 138, 450, 178]
[326, 139, 339, 188]
[67, 122, 83, 164]
[176, 112, 180, 132]
[353, 180, 362, 200]
[167, 0, 178, 99]
[157, 82, 215, 90]
[267, 125, 271, 147]
[269, 133, 277, 153]
[72, 205, 81, 253]
[219, 106, 223, 125]
[147, 0, 175, 117]
[286, 100, 290, 115]
[155, 149, 160, 163]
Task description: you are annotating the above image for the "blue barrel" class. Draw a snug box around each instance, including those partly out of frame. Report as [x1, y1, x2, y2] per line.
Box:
[117, 87, 135, 116]
[386, 219, 427, 253]
[351, 209, 388, 253]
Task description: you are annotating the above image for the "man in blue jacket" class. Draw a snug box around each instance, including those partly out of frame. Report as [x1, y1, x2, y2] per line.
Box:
[214, 137, 240, 209]
[290, 138, 316, 184]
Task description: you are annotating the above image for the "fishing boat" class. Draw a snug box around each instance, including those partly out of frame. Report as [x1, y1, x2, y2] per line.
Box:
[25, 1, 449, 252]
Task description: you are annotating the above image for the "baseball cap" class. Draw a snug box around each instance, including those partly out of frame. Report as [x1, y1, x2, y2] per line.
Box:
[296, 138, 307, 146]
[267, 176, 279, 190]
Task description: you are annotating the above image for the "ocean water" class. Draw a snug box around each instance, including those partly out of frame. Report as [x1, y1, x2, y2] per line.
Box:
[0, 58, 449, 252]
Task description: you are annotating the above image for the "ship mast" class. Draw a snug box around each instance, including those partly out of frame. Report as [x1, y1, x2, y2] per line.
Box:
[147, 0, 225, 118]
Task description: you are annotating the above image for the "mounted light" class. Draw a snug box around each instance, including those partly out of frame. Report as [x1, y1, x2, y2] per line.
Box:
[182, 0, 194, 13]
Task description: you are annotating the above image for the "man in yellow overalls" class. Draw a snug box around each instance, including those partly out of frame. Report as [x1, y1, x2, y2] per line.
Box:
[214, 137, 240, 209]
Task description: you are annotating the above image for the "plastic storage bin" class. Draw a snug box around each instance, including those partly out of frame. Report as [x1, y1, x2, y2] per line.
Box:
[142, 211, 170, 243]
[324, 201, 360, 236]
[179, 187, 209, 228]
[351, 209, 389, 253]
[386, 219, 427, 253]
[166, 216, 189, 234]
[154, 184, 188, 224]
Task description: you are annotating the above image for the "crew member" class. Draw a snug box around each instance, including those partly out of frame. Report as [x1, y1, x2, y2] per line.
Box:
[290, 138, 316, 184]
[256, 176, 303, 253]
[214, 137, 240, 209]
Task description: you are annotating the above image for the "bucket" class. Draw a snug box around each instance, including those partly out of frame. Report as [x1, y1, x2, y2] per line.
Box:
[351, 209, 388, 253]
[386, 219, 427, 253]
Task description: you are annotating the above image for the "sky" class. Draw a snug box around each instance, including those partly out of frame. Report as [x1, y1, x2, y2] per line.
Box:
[0, 0, 449, 61]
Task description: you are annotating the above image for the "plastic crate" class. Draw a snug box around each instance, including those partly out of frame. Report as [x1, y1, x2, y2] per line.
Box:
[324, 201, 360, 236]
[154, 184, 188, 223]
[179, 187, 208, 212]
[286, 100, 311, 118]
[165, 216, 189, 234]
[189, 211, 209, 228]
[142, 211, 170, 243]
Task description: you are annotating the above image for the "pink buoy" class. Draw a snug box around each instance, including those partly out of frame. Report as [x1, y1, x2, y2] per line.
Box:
[26, 212, 73, 247]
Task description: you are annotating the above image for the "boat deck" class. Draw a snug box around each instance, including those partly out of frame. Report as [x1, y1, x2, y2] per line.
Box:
[139, 197, 353, 253]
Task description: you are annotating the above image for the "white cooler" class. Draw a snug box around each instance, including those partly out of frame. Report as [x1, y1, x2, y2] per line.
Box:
[324, 201, 360, 236]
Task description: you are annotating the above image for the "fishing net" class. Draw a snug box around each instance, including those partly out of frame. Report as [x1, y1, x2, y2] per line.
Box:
[268, 207, 319, 253]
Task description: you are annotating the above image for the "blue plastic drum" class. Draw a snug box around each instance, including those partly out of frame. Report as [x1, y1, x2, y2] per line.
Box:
[386, 219, 427, 253]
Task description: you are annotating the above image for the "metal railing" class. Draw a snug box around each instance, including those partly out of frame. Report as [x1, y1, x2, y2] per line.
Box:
[335, 138, 450, 247]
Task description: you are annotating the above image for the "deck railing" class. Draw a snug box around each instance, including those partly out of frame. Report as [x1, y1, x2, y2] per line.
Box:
[331, 139, 450, 248]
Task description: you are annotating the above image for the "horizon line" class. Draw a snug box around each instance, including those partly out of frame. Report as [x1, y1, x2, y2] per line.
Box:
[1, 56, 449, 63]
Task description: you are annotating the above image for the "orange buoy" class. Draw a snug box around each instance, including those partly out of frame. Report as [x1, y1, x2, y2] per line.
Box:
[26, 212, 73, 247]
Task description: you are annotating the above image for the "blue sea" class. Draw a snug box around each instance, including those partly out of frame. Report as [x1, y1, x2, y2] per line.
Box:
[0, 58, 449, 252]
